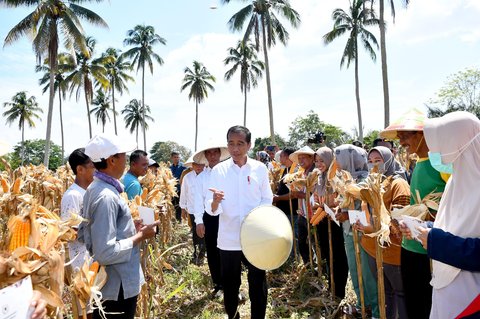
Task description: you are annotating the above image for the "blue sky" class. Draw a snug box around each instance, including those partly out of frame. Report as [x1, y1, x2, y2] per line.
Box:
[1, 0, 480, 156]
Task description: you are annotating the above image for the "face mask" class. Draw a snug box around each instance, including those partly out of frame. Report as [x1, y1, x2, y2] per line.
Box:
[428, 132, 480, 174]
[367, 162, 385, 173]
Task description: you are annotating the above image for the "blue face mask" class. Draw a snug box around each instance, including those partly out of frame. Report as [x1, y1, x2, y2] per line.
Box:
[428, 152, 453, 174]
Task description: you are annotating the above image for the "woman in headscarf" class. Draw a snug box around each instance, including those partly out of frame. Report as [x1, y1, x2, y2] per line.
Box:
[333, 144, 379, 318]
[355, 146, 410, 319]
[312, 147, 349, 299]
[418, 111, 480, 319]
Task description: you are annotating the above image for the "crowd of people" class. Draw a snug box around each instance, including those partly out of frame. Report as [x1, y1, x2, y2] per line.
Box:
[23, 109, 480, 319]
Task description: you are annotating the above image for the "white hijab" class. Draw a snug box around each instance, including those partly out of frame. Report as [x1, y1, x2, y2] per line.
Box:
[424, 111, 480, 289]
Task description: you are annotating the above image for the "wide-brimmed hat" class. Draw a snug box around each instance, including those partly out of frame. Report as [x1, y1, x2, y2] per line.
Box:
[240, 205, 293, 270]
[289, 145, 315, 164]
[0, 140, 10, 156]
[85, 134, 136, 162]
[380, 108, 426, 139]
[193, 141, 230, 165]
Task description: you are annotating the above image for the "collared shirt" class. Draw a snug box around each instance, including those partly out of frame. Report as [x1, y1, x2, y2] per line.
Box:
[205, 157, 273, 250]
[79, 178, 144, 301]
[61, 183, 90, 271]
[170, 163, 187, 192]
[179, 169, 203, 216]
[122, 171, 142, 200]
[194, 166, 214, 224]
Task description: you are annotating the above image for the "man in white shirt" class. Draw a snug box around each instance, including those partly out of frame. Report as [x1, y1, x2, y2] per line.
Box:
[208, 126, 273, 319]
[193, 143, 231, 296]
[179, 159, 205, 265]
[61, 148, 95, 318]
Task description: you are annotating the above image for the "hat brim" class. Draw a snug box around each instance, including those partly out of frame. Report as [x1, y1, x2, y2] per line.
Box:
[289, 151, 314, 164]
[240, 205, 293, 271]
[379, 127, 423, 140]
[193, 146, 230, 165]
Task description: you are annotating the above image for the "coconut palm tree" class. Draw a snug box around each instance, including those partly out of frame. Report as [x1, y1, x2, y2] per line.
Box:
[123, 25, 166, 150]
[65, 36, 109, 139]
[1, 0, 107, 167]
[377, 0, 409, 127]
[36, 53, 76, 163]
[3, 91, 43, 164]
[100, 48, 134, 135]
[180, 61, 216, 151]
[221, 0, 300, 145]
[122, 99, 154, 147]
[323, 0, 379, 141]
[90, 89, 116, 133]
[224, 39, 265, 126]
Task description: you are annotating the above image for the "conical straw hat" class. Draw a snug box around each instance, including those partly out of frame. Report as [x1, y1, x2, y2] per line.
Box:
[240, 205, 293, 270]
[193, 140, 230, 165]
[289, 145, 315, 164]
[380, 108, 426, 139]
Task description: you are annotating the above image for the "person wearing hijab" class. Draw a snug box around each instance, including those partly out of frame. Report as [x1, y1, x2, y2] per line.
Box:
[312, 147, 349, 299]
[333, 144, 379, 318]
[355, 146, 410, 319]
[380, 108, 449, 319]
[418, 111, 480, 319]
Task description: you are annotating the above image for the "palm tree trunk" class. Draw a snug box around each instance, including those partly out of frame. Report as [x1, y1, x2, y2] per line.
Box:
[21, 123, 25, 166]
[379, 0, 390, 128]
[354, 52, 364, 141]
[112, 86, 118, 135]
[85, 89, 92, 139]
[261, 18, 276, 145]
[136, 126, 139, 148]
[142, 66, 146, 151]
[243, 84, 247, 127]
[43, 33, 58, 168]
[58, 90, 65, 164]
[195, 100, 199, 151]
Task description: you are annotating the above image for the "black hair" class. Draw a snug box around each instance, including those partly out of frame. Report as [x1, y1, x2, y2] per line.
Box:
[171, 151, 180, 157]
[68, 148, 91, 175]
[226, 125, 251, 143]
[373, 138, 394, 149]
[93, 153, 120, 171]
[282, 147, 296, 156]
[130, 149, 147, 164]
[352, 140, 363, 148]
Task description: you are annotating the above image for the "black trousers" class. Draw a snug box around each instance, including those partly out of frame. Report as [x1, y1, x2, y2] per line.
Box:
[93, 285, 138, 319]
[401, 247, 432, 319]
[317, 220, 349, 299]
[203, 212, 222, 287]
[189, 214, 205, 258]
[297, 216, 312, 265]
[220, 250, 268, 319]
[172, 196, 181, 221]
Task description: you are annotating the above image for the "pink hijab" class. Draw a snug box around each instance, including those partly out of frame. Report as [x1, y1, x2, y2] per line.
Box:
[424, 111, 480, 288]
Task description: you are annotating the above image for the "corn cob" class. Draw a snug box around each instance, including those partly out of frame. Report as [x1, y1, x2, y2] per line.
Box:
[310, 207, 327, 226]
[7, 216, 31, 252]
[11, 177, 23, 194]
[1, 177, 9, 193]
[89, 261, 100, 286]
[141, 187, 148, 202]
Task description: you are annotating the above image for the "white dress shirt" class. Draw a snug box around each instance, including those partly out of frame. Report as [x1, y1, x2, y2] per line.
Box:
[193, 166, 214, 225]
[179, 169, 202, 216]
[205, 157, 273, 250]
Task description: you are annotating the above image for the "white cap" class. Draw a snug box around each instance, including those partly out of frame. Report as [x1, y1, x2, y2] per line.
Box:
[85, 134, 136, 162]
[240, 205, 293, 270]
[148, 158, 158, 166]
[289, 145, 315, 164]
[193, 141, 230, 165]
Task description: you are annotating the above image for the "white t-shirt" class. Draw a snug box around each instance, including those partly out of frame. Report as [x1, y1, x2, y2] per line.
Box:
[61, 183, 90, 271]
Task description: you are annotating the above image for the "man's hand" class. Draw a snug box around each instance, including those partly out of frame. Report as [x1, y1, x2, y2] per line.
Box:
[134, 219, 143, 232]
[398, 220, 413, 240]
[30, 290, 47, 319]
[139, 221, 162, 240]
[196, 223, 205, 238]
[209, 188, 225, 214]
[181, 209, 188, 220]
[335, 208, 349, 223]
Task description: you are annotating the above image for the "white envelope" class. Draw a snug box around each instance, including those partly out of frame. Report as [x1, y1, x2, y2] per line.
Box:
[348, 210, 368, 227]
[138, 206, 155, 225]
[400, 215, 428, 240]
[323, 204, 340, 227]
[0, 275, 33, 319]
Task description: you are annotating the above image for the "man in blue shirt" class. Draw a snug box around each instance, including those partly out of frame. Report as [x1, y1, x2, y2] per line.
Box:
[122, 150, 149, 200]
[169, 151, 187, 222]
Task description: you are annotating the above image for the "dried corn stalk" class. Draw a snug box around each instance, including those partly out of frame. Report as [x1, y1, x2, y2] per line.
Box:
[390, 190, 442, 221]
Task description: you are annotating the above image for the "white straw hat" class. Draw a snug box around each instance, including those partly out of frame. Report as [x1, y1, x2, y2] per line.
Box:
[289, 145, 315, 164]
[240, 205, 293, 270]
[193, 141, 230, 165]
[0, 140, 10, 156]
[85, 133, 136, 162]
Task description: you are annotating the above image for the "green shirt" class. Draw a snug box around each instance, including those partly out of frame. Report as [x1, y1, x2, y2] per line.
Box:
[402, 158, 448, 254]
